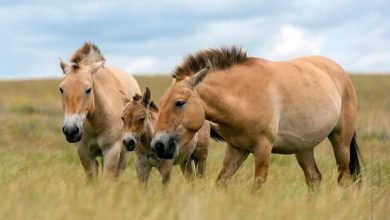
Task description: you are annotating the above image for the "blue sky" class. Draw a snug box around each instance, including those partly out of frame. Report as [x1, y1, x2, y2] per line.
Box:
[0, 0, 389, 79]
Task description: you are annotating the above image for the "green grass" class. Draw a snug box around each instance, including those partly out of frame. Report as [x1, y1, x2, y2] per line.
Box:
[0, 75, 389, 220]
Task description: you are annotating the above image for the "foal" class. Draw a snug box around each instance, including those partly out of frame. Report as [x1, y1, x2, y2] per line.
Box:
[121, 88, 209, 185]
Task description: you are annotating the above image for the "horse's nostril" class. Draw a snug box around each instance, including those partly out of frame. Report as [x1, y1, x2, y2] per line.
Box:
[123, 138, 136, 150]
[71, 127, 79, 136]
[154, 142, 165, 153]
[169, 142, 175, 150]
[129, 139, 135, 146]
[156, 142, 164, 149]
[63, 126, 80, 136]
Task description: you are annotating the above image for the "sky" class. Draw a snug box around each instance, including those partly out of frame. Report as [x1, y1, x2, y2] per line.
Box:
[0, 0, 389, 79]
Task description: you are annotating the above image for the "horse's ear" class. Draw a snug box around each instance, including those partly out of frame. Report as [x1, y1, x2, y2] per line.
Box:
[142, 87, 151, 105]
[190, 66, 209, 87]
[149, 101, 159, 112]
[90, 60, 105, 74]
[59, 58, 70, 74]
[119, 90, 130, 107]
[133, 94, 142, 102]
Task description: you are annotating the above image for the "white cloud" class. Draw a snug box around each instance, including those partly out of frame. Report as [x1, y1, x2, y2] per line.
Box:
[268, 25, 323, 60]
[0, 0, 389, 78]
[70, 14, 390, 74]
[125, 57, 157, 74]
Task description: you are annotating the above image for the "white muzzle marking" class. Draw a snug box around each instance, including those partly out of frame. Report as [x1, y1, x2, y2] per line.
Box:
[63, 114, 85, 130]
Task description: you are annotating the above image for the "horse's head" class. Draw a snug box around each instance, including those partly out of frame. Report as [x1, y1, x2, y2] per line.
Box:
[121, 87, 158, 151]
[151, 67, 209, 159]
[58, 58, 104, 143]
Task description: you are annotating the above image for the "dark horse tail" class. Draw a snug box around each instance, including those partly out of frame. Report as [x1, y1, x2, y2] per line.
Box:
[209, 122, 224, 142]
[349, 132, 362, 182]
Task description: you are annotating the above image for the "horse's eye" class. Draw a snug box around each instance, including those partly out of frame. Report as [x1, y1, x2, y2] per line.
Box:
[85, 88, 92, 95]
[59, 87, 64, 94]
[139, 117, 145, 123]
[175, 100, 186, 108]
[121, 116, 125, 121]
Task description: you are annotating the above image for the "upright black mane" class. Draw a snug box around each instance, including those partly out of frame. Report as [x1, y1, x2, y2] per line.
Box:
[173, 46, 248, 80]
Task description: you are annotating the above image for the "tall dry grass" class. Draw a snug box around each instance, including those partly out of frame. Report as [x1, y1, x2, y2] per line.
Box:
[0, 75, 388, 220]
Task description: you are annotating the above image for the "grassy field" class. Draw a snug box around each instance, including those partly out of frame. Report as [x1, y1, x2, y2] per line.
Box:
[0, 75, 389, 220]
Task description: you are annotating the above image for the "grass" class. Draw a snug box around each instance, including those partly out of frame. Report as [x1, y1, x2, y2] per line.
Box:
[0, 75, 389, 220]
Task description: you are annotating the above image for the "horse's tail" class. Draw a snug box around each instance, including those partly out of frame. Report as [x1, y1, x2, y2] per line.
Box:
[70, 42, 105, 65]
[349, 132, 362, 182]
[209, 122, 224, 142]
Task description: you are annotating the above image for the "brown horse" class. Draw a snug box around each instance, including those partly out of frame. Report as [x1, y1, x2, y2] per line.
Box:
[151, 46, 361, 191]
[59, 43, 140, 180]
[121, 87, 210, 186]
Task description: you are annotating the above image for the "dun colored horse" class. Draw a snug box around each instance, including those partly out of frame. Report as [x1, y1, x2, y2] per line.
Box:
[121, 87, 210, 185]
[59, 43, 140, 180]
[152, 46, 361, 191]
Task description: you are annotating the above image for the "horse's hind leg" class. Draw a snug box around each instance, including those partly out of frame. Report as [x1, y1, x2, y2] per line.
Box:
[295, 149, 322, 192]
[216, 144, 249, 187]
[328, 82, 359, 185]
[328, 126, 355, 185]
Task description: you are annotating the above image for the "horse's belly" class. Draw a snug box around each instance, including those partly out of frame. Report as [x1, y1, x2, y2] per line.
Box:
[273, 98, 341, 154]
[273, 128, 331, 154]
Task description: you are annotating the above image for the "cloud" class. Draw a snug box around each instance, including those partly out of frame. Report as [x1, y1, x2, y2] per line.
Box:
[268, 25, 323, 60]
[124, 57, 157, 74]
[0, 0, 389, 79]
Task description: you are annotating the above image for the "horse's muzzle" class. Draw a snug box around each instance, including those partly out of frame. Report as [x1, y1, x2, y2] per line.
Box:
[151, 133, 177, 159]
[123, 137, 136, 151]
[62, 126, 82, 143]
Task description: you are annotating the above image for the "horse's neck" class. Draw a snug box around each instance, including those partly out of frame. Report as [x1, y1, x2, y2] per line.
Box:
[196, 79, 232, 126]
[137, 116, 156, 153]
[138, 133, 152, 152]
[87, 77, 117, 130]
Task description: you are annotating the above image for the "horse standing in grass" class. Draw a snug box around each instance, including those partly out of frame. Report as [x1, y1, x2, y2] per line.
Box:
[121, 87, 210, 186]
[151, 46, 361, 192]
[59, 43, 140, 180]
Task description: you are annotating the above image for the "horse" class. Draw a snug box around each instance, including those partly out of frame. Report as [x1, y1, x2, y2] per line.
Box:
[121, 87, 210, 186]
[59, 43, 141, 180]
[151, 46, 361, 191]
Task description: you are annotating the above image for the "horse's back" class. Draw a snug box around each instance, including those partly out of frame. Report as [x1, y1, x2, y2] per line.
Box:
[106, 67, 141, 96]
[289, 56, 354, 92]
[286, 55, 357, 113]
[89, 67, 141, 143]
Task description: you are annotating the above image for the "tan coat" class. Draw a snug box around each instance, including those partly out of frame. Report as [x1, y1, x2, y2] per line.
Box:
[153, 47, 361, 192]
[121, 88, 209, 186]
[59, 43, 140, 180]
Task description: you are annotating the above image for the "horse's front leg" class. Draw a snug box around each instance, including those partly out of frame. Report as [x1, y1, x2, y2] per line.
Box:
[180, 160, 194, 181]
[77, 143, 98, 182]
[252, 136, 273, 191]
[195, 157, 207, 178]
[115, 148, 130, 178]
[101, 141, 122, 180]
[135, 154, 152, 187]
[158, 160, 173, 186]
[216, 144, 249, 187]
